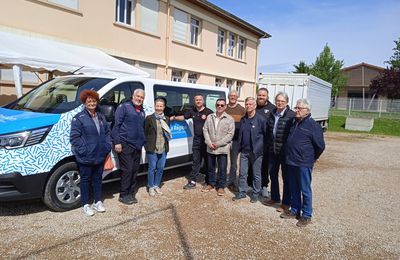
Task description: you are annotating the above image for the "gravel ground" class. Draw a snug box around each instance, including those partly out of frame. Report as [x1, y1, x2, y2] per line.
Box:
[1, 132, 399, 259]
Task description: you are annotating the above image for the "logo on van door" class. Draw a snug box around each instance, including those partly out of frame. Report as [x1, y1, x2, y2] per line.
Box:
[170, 121, 192, 139]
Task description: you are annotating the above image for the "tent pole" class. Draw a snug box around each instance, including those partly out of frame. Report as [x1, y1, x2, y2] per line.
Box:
[12, 65, 23, 98]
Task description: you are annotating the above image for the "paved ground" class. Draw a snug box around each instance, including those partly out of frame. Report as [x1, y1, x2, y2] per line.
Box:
[1, 132, 399, 259]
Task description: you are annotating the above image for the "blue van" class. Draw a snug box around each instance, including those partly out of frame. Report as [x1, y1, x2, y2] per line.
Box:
[0, 75, 227, 211]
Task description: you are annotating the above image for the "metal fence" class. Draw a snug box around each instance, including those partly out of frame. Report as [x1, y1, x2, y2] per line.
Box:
[330, 97, 400, 119]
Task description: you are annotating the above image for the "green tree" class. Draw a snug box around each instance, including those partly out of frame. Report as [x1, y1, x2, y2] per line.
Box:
[309, 44, 347, 96]
[385, 37, 400, 69]
[293, 61, 310, 73]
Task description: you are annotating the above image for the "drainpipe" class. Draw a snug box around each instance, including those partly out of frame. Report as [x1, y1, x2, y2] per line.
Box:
[254, 38, 260, 97]
[165, 0, 171, 80]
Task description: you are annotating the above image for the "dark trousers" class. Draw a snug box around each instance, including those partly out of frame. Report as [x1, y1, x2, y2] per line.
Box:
[78, 163, 103, 205]
[261, 151, 270, 188]
[118, 143, 141, 197]
[189, 143, 208, 182]
[269, 153, 291, 205]
[207, 153, 227, 188]
[227, 139, 240, 185]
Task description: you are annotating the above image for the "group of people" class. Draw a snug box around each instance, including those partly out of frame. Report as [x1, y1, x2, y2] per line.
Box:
[70, 87, 325, 227]
[70, 89, 171, 216]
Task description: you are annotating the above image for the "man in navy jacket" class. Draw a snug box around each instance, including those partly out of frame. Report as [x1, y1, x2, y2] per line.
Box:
[233, 97, 267, 203]
[281, 98, 325, 227]
[112, 89, 146, 205]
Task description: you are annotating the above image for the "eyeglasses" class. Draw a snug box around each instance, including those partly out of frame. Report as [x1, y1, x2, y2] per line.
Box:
[294, 107, 308, 110]
[216, 104, 225, 107]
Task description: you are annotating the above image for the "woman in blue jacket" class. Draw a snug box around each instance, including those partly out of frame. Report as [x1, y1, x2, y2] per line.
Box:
[70, 90, 112, 216]
[280, 98, 325, 227]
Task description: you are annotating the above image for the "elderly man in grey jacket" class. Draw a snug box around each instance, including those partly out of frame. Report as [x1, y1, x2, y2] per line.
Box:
[202, 98, 235, 196]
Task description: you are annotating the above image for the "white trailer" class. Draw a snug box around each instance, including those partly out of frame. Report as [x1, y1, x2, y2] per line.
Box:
[258, 73, 332, 128]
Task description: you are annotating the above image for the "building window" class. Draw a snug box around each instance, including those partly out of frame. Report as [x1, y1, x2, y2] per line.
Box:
[173, 8, 201, 46]
[227, 33, 236, 57]
[49, 0, 79, 10]
[116, 0, 134, 25]
[140, 0, 159, 34]
[173, 8, 188, 42]
[236, 81, 243, 97]
[0, 69, 39, 84]
[217, 29, 225, 54]
[172, 70, 183, 82]
[188, 73, 198, 84]
[138, 62, 157, 79]
[215, 78, 223, 87]
[226, 79, 233, 90]
[190, 17, 200, 46]
[238, 37, 246, 60]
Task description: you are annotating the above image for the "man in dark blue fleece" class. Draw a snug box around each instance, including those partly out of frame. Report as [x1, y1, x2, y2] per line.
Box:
[112, 89, 146, 205]
[280, 98, 325, 227]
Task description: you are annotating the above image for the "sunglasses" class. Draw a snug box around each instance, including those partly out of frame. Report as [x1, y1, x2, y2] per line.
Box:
[216, 104, 225, 107]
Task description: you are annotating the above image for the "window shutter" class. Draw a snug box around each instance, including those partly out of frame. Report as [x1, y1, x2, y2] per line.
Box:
[140, 0, 159, 34]
[173, 8, 188, 43]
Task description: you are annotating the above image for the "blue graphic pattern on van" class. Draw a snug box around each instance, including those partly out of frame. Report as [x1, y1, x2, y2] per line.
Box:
[170, 121, 192, 139]
[0, 108, 60, 135]
[0, 106, 83, 176]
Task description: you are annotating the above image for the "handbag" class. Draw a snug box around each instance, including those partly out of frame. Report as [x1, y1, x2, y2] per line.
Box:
[104, 153, 114, 170]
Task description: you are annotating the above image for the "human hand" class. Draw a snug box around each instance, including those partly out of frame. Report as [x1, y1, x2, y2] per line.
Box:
[115, 144, 122, 153]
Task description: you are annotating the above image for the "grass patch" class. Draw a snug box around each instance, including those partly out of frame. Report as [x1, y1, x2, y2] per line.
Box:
[328, 116, 400, 136]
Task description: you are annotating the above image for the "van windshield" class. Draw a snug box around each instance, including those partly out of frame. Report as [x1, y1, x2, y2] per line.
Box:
[7, 77, 113, 114]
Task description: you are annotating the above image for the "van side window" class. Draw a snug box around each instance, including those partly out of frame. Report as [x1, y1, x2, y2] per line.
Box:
[99, 81, 144, 123]
[153, 84, 225, 116]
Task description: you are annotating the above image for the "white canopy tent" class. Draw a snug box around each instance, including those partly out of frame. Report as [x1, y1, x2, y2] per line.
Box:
[0, 30, 149, 97]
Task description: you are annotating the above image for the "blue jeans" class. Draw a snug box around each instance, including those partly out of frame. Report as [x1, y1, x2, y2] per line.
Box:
[78, 163, 103, 205]
[227, 139, 240, 185]
[238, 151, 263, 196]
[269, 153, 291, 205]
[147, 152, 167, 188]
[207, 153, 227, 188]
[287, 165, 313, 219]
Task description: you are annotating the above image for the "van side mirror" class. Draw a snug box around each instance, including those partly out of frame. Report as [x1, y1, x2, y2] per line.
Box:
[99, 104, 115, 122]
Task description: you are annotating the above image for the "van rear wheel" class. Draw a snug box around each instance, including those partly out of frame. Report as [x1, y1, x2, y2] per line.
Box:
[43, 162, 81, 211]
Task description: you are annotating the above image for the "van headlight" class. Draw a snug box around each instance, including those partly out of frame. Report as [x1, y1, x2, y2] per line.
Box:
[0, 126, 52, 149]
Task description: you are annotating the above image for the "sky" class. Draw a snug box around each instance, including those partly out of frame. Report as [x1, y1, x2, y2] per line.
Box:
[208, 0, 400, 73]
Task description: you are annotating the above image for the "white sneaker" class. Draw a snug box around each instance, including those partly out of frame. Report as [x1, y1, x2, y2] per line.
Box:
[149, 187, 156, 196]
[83, 204, 94, 216]
[93, 201, 106, 213]
[262, 187, 271, 198]
[154, 186, 163, 195]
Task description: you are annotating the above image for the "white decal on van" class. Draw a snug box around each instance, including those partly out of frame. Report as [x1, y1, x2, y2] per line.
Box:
[0, 115, 17, 123]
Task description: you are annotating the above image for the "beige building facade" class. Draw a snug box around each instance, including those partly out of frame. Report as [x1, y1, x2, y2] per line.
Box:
[0, 0, 269, 105]
[339, 62, 384, 98]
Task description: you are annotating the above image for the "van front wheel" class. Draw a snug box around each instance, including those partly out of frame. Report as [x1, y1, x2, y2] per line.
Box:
[43, 162, 81, 211]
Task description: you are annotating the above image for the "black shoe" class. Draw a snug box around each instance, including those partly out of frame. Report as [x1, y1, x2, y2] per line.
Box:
[280, 209, 300, 219]
[130, 194, 138, 204]
[250, 195, 259, 203]
[227, 184, 237, 193]
[296, 217, 312, 227]
[183, 181, 196, 189]
[119, 195, 134, 205]
[232, 192, 246, 201]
